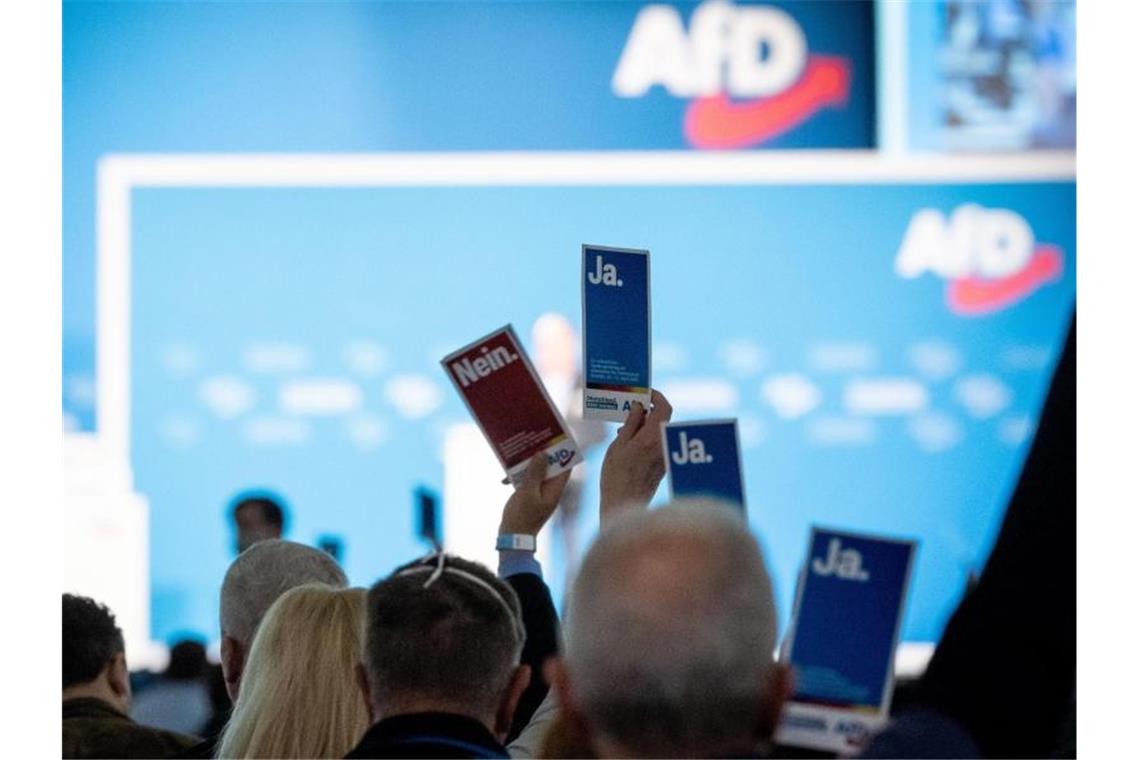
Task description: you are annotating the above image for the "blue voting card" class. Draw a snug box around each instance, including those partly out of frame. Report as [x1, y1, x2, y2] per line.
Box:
[662, 419, 746, 511]
[581, 244, 651, 422]
[777, 527, 918, 753]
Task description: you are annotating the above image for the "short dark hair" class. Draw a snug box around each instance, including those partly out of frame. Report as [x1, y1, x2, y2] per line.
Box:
[165, 638, 208, 680]
[63, 594, 125, 688]
[231, 491, 287, 531]
[364, 555, 525, 717]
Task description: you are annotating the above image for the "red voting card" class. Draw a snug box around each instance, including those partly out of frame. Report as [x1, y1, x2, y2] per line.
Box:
[441, 325, 582, 485]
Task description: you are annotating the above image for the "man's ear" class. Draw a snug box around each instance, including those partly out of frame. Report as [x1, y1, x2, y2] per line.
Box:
[492, 664, 532, 742]
[355, 662, 376, 723]
[756, 662, 794, 741]
[544, 658, 591, 741]
[106, 652, 131, 712]
[220, 635, 244, 703]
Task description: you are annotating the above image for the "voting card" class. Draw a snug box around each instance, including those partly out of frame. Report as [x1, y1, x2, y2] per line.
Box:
[662, 419, 746, 511]
[777, 527, 918, 754]
[582, 244, 651, 421]
[442, 325, 582, 485]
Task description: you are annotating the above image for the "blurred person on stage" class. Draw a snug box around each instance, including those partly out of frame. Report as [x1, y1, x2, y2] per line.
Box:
[531, 313, 607, 592]
[229, 491, 288, 555]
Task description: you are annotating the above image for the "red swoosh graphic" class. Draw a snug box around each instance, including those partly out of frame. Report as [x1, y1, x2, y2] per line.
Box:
[683, 55, 851, 149]
[947, 245, 1064, 316]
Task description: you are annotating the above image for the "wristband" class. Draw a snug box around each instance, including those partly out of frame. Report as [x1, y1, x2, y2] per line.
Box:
[496, 533, 537, 552]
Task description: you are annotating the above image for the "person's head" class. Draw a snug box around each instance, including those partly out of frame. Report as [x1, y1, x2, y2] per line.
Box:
[551, 500, 791, 758]
[230, 491, 288, 554]
[219, 584, 369, 759]
[219, 539, 348, 700]
[165, 638, 207, 681]
[357, 554, 531, 743]
[63, 594, 131, 713]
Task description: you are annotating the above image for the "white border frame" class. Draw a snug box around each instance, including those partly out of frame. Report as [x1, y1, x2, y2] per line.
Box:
[97, 149, 1076, 462]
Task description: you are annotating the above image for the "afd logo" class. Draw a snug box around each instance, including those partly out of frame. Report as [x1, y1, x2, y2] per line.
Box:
[834, 718, 871, 748]
[547, 447, 576, 467]
[811, 538, 869, 582]
[612, 0, 851, 148]
[895, 204, 1064, 316]
[671, 430, 714, 464]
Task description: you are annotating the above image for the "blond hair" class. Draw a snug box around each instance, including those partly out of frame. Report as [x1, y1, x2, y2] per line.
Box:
[218, 583, 369, 758]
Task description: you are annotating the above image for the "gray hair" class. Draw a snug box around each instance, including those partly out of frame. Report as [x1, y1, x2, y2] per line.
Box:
[364, 554, 525, 720]
[564, 500, 778, 757]
[220, 539, 348, 645]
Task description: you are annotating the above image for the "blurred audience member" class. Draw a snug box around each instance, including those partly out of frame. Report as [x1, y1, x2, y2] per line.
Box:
[131, 638, 211, 736]
[229, 491, 288, 554]
[535, 706, 597, 759]
[347, 555, 531, 758]
[549, 501, 791, 758]
[218, 584, 369, 758]
[218, 539, 347, 701]
[63, 593, 199, 758]
[173, 540, 349, 758]
[194, 664, 232, 753]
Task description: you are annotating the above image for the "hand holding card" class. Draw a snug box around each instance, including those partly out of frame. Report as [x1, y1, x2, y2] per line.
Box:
[599, 389, 673, 524]
[499, 452, 572, 536]
[442, 325, 583, 486]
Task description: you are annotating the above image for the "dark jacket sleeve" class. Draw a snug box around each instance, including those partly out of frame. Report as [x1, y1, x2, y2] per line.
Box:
[864, 313, 1076, 759]
[504, 572, 560, 743]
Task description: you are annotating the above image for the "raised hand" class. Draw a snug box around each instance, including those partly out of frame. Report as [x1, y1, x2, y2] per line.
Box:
[499, 453, 573, 536]
[599, 389, 673, 525]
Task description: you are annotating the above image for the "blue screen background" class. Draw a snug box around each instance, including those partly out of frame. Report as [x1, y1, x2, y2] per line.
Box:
[127, 183, 1073, 641]
[63, 1, 1075, 646]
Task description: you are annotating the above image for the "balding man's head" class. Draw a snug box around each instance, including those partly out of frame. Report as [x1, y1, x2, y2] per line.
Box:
[219, 539, 347, 699]
[558, 501, 788, 758]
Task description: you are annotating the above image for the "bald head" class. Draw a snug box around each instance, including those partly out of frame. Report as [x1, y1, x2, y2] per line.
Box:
[219, 539, 347, 699]
[562, 501, 783, 757]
